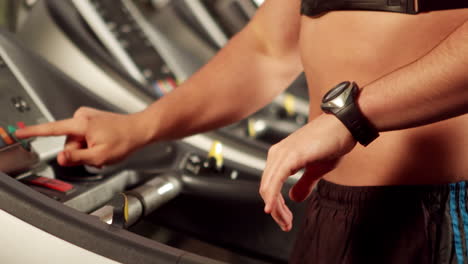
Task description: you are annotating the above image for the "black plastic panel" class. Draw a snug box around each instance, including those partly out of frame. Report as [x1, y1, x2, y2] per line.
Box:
[0, 29, 118, 118]
[0, 58, 45, 127]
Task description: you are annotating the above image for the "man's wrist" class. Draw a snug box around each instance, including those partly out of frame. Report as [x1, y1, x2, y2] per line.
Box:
[317, 113, 357, 154]
[130, 110, 160, 146]
[355, 84, 387, 133]
[321, 81, 379, 146]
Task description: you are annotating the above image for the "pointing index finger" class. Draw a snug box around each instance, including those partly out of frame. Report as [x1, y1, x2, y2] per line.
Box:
[15, 118, 86, 139]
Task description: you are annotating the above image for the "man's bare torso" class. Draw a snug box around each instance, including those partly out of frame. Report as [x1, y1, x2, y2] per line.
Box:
[300, 9, 468, 185]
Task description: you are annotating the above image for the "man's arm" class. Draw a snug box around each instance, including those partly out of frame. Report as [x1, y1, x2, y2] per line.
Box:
[260, 18, 468, 232]
[360, 19, 468, 131]
[16, 0, 303, 166]
[138, 0, 303, 142]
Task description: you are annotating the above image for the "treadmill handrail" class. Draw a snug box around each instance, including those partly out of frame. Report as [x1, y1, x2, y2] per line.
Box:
[0, 171, 225, 264]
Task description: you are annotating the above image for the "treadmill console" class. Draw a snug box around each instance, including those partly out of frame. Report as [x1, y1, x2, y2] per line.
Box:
[0, 54, 52, 175]
[72, 0, 177, 97]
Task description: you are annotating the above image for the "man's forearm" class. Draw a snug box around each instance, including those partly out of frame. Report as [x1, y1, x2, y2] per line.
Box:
[359, 19, 468, 131]
[138, 0, 302, 142]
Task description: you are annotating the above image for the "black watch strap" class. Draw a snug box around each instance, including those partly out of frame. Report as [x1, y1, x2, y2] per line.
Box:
[336, 103, 379, 146]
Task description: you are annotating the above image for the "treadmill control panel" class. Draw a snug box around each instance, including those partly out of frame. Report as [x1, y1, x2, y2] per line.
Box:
[76, 0, 177, 97]
[0, 56, 49, 175]
[0, 58, 47, 131]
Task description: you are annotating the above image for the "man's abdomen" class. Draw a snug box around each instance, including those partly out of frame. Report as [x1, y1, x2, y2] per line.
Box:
[300, 9, 468, 185]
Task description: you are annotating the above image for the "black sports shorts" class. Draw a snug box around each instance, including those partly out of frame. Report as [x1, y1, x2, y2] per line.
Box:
[289, 179, 468, 264]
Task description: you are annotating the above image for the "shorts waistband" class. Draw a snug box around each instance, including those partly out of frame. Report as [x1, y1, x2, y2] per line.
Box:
[315, 179, 466, 207]
[300, 0, 468, 17]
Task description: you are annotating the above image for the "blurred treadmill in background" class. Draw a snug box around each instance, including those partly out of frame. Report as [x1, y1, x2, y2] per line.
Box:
[156, 0, 309, 99]
[140, 0, 311, 143]
[161, 0, 256, 49]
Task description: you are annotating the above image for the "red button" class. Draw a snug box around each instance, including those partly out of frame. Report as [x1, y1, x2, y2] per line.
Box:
[25, 176, 74, 193]
[166, 78, 177, 88]
[16, 122, 26, 129]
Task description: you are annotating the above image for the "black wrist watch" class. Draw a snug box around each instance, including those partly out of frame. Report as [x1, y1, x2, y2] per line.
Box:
[321, 81, 379, 146]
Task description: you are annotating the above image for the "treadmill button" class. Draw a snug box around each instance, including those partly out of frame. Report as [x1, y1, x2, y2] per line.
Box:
[24, 176, 74, 193]
[0, 127, 14, 145]
[29, 186, 62, 201]
[208, 141, 224, 172]
[7, 125, 28, 149]
[11, 96, 30, 112]
[7, 125, 17, 134]
[16, 122, 26, 129]
[166, 78, 177, 88]
[283, 94, 296, 117]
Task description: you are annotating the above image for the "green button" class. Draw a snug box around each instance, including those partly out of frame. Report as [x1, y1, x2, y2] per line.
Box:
[7, 125, 29, 149]
[7, 125, 17, 134]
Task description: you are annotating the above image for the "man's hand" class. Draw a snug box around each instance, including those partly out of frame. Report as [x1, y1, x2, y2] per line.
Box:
[15, 107, 149, 167]
[259, 114, 356, 231]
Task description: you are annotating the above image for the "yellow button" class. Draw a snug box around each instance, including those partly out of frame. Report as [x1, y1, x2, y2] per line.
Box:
[283, 94, 296, 116]
[247, 119, 257, 137]
[208, 140, 224, 170]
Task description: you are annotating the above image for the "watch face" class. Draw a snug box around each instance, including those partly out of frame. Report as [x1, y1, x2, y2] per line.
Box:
[322, 81, 350, 103]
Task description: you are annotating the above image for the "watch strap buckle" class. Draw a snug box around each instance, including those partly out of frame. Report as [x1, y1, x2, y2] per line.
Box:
[405, 0, 420, 14]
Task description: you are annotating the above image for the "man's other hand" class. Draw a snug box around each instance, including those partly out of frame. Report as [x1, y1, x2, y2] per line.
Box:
[259, 114, 356, 231]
